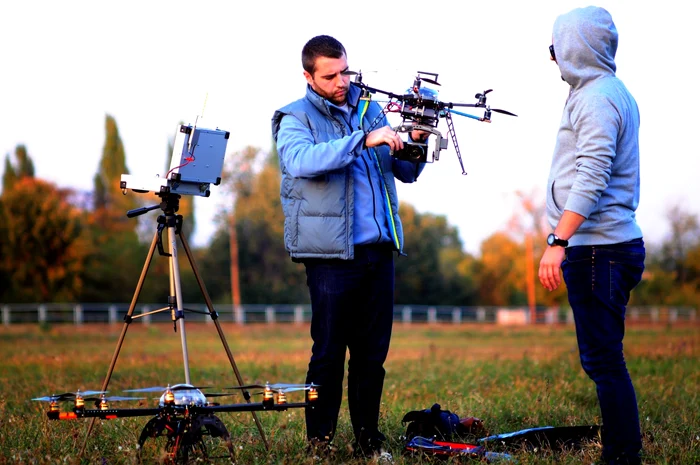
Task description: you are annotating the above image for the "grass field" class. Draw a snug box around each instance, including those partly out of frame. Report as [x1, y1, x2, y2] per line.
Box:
[0, 322, 698, 464]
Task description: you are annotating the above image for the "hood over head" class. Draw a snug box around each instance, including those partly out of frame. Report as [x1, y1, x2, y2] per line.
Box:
[552, 6, 618, 88]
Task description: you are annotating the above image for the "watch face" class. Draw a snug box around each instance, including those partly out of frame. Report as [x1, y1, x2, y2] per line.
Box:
[547, 234, 555, 246]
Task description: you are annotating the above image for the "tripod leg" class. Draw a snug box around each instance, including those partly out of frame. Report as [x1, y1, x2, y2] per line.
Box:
[178, 228, 270, 451]
[79, 231, 160, 457]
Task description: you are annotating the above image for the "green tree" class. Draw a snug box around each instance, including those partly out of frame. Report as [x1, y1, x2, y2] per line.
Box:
[92, 114, 139, 224]
[234, 150, 308, 304]
[0, 178, 88, 302]
[396, 204, 476, 305]
[2, 144, 35, 192]
[437, 244, 478, 306]
[221, 145, 260, 309]
[79, 115, 146, 302]
[198, 147, 308, 304]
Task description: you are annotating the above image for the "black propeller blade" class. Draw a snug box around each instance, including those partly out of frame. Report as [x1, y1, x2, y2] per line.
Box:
[32, 390, 107, 402]
[416, 71, 441, 86]
[492, 108, 518, 117]
[418, 76, 441, 86]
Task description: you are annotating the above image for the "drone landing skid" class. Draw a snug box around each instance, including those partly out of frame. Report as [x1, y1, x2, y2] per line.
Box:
[139, 413, 234, 463]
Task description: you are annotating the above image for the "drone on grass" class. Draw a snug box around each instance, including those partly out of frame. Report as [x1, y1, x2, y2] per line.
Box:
[33, 382, 319, 462]
[349, 70, 517, 175]
[32, 382, 319, 419]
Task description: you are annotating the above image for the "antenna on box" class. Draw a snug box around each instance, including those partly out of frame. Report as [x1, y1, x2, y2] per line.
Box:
[189, 92, 209, 154]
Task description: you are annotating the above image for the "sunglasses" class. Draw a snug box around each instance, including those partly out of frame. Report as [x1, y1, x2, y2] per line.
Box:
[549, 45, 556, 60]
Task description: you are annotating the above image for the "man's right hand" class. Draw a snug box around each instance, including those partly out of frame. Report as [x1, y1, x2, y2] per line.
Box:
[365, 126, 404, 152]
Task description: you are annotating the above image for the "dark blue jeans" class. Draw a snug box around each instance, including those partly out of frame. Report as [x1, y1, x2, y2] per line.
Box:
[562, 238, 645, 464]
[302, 244, 394, 446]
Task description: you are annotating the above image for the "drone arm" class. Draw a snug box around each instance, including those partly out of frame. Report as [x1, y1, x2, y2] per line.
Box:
[447, 108, 482, 121]
[350, 81, 402, 100]
[50, 407, 162, 420]
[201, 402, 308, 413]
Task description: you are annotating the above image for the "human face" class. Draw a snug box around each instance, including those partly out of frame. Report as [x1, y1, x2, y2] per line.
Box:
[304, 54, 350, 105]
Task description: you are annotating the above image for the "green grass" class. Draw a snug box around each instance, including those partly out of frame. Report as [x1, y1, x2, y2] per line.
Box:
[0, 323, 698, 464]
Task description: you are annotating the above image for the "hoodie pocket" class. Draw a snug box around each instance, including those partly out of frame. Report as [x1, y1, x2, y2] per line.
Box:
[549, 179, 565, 214]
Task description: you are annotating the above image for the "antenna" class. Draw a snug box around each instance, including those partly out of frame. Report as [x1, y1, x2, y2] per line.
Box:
[189, 92, 209, 153]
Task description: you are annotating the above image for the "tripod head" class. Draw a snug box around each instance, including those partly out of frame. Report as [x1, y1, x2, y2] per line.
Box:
[126, 192, 185, 258]
[126, 191, 182, 219]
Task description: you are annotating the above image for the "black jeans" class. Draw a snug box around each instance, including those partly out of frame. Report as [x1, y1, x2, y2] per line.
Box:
[562, 239, 645, 464]
[302, 244, 394, 446]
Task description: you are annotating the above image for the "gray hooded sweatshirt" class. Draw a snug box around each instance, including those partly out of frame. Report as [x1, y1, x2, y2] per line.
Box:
[547, 6, 643, 246]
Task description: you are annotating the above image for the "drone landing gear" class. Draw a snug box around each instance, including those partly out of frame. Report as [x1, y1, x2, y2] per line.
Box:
[138, 413, 235, 464]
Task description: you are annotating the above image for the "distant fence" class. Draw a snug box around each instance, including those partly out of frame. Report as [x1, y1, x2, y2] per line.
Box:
[0, 303, 696, 326]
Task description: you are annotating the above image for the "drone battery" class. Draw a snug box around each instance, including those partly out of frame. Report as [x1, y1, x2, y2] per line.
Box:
[168, 125, 229, 185]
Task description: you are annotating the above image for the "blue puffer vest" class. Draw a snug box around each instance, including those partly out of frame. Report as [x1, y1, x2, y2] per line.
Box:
[271, 84, 404, 260]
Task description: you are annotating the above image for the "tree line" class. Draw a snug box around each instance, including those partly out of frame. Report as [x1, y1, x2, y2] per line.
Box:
[1, 115, 698, 311]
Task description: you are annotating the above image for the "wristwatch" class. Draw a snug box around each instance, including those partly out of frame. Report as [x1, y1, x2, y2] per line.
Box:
[547, 233, 569, 248]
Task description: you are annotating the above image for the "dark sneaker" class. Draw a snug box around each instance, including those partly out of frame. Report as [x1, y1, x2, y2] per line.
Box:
[373, 450, 394, 464]
[352, 430, 388, 458]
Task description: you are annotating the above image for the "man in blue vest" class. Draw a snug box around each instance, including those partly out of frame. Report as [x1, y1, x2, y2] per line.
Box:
[272, 35, 426, 459]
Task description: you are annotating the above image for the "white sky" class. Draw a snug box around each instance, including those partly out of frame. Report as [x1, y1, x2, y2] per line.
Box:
[2, 0, 697, 255]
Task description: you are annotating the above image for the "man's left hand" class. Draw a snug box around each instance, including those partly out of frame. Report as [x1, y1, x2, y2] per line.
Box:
[538, 246, 566, 291]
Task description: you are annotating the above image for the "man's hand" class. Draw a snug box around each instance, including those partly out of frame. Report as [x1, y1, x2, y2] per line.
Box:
[538, 246, 566, 291]
[539, 211, 585, 291]
[365, 126, 404, 152]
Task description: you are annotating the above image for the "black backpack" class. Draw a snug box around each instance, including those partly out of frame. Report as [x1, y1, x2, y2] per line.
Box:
[401, 403, 471, 441]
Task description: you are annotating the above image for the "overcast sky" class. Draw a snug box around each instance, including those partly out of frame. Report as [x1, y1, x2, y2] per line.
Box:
[2, 0, 697, 255]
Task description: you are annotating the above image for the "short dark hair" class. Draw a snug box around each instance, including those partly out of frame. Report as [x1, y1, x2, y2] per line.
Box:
[302, 35, 346, 75]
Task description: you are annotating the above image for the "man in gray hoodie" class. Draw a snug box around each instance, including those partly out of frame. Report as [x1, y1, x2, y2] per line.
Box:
[538, 7, 644, 465]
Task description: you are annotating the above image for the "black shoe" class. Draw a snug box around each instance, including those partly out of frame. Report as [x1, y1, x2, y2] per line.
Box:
[352, 430, 388, 458]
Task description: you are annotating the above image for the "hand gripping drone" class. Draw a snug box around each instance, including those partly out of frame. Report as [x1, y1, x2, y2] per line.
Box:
[350, 70, 517, 175]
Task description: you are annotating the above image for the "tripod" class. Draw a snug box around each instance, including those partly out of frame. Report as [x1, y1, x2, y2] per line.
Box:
[80, 192, 268, 456]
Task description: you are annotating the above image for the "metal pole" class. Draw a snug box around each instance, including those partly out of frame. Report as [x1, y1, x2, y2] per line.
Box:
[168, 220, 191, 385]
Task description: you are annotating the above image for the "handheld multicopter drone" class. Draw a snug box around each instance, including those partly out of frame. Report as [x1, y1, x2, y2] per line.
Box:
[350, 70, 517, 175]
[33, 382, 319, 461]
